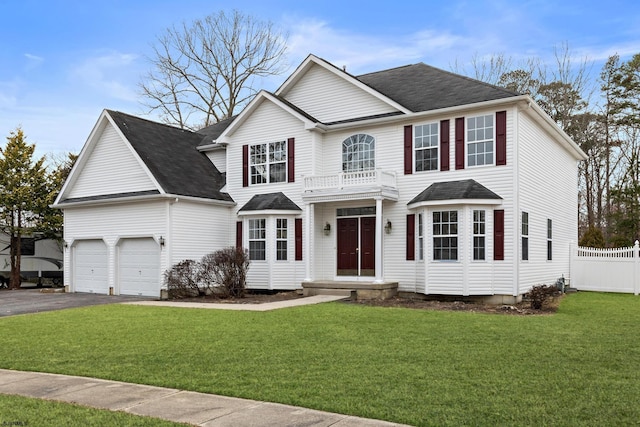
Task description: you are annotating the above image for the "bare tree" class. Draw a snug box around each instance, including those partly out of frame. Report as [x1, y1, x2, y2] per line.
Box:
[140, 10, 289, 130]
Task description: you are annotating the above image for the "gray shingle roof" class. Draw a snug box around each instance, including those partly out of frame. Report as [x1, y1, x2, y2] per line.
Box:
[357, 63, 519, 112]
[196, 116, 236, 146]
[239, 192, 301, 212]
[106, 110, 232, 202]
[408, 179, 502, 205]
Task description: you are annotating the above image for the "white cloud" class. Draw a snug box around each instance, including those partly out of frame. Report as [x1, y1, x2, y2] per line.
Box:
[71, 51, 140, 102]
[24, 53, 44, 70]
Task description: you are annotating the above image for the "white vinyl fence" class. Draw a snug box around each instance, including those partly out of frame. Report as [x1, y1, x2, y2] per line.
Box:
[570, 241, 640, 295]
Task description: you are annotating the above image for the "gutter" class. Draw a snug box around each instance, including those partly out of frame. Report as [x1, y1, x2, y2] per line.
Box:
[52, 193, 236, 209]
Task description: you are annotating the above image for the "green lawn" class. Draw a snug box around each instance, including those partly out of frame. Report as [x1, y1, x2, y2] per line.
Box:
[0, 395, 188, 426]
[1, 292, 639, 426]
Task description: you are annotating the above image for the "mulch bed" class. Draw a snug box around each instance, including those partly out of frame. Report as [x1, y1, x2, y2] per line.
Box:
[171, 290, 561, 315]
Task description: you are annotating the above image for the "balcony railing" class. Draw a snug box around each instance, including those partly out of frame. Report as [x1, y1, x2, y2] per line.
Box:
[303, 169, 397, 192]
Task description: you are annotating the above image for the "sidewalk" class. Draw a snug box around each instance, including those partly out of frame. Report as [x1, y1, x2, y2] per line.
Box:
[0, 369, 409, 426]
[122, 294, 348, 311]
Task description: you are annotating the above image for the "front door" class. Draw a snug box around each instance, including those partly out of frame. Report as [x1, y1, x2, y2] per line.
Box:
[337, 217, 375, 277]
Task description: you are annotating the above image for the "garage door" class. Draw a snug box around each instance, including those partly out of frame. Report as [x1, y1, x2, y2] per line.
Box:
[118, 238, 160, 297]
[74, 240, 109, 294]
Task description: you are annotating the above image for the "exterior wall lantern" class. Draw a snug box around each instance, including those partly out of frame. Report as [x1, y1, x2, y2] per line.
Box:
[323, 223, 331, 236]
[159, 236, 165, 247]
[385, 220, 392, 234]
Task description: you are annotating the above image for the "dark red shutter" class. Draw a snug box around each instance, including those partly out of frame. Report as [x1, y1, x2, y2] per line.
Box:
[295, 218, 302, 261]
[440, 119, 450, 171]
[496, 111, 506, 166]
[455, 117, 465, 170]
[494, 210, 504, 261]
[287, 137, 295, 182]
[406, 214, 415, 260]
[242, 145, 249, 187]
[236, 221, 243, 249]
[404, 125, 413, 175]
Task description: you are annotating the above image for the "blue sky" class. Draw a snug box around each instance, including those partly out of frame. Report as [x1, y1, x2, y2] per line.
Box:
[1, 0, 638, 160]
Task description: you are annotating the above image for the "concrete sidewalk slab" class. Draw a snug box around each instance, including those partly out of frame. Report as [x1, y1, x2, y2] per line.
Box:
[123, 294, 348, 311]
[0, 369, 409, 426]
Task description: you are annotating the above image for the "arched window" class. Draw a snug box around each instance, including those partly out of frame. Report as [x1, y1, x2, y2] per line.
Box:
[342, 134, 375, 172]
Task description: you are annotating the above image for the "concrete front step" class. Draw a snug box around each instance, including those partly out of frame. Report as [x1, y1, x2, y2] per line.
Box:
[302, 281, 398, 300]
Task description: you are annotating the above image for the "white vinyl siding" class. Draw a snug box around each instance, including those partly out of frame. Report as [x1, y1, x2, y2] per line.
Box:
[283, 64, 398, 123]
[68, 124, 156, 199]
[516, 111, 579, 293]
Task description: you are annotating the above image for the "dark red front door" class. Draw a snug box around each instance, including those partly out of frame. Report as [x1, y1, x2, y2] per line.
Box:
[360, 217, 375, 276]
[337, 217, 375, 276]
[337, 218, 358, 275]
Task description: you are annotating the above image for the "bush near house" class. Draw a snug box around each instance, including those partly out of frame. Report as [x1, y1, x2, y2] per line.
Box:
[165, 247, 249, 299]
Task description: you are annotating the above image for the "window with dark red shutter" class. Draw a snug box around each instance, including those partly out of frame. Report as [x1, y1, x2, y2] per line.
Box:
[493, 210, 504, 261]
[440, 119, 450, 171]
[288, 138, 295, 182]
[455, 117, 465, 170]
[406, 214, 415, 260]
[295, 218, 302, 261]
[496, 111, 506, 166]
[242, 145, 249, 187]
[404, 125, 413, 175]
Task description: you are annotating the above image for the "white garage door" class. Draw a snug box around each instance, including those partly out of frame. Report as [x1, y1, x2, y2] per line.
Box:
[118, 238, 160, 297]
[74, 240, 109, 294]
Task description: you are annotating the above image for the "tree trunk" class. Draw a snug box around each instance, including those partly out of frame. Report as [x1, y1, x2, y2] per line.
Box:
[9, 210, 22, 290]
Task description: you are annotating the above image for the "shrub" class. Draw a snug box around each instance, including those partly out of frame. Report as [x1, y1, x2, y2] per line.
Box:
[200, 247, 249, 298]
[579, 226, 606, 248]
[165, 259, 202, 299]
[525, 284, 558, 310]
[165, 247, 250, 299]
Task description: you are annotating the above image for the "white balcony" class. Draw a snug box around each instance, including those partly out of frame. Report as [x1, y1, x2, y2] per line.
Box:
[302, 169, 399, 202]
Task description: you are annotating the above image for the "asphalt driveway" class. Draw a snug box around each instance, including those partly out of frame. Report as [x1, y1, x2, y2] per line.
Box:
[0, 289, 153, 317]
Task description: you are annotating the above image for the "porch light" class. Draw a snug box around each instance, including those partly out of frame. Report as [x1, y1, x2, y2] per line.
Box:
[323, 223, 331, 236]
[385, 220, 392, 234]
[159, 236, 165, 247]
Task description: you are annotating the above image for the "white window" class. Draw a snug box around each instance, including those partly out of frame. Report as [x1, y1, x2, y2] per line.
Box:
[248, 219, 266, 260]
[473, 210, 486, 261]
[467, 114, 494, 167]
[522, 212, 529, 261]
[414, 123, 439, 172]
[418, 213, 424, 260]
[250, 141, 287, 184]
[276, 218, 288, 261]
[342, 134, 375, 172]
[433, 211, 458, 261]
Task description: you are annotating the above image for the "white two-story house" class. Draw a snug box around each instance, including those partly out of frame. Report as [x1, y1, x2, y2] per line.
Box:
[54, 54, 586, 303]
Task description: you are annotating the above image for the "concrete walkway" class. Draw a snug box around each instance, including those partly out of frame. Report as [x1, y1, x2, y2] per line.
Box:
[123, 294, 348, 311]
[0, 369, 409, 426]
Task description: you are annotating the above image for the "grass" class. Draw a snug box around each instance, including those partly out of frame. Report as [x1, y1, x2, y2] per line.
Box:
[1, 292, 639, 426]
[0, 395, 188, 426]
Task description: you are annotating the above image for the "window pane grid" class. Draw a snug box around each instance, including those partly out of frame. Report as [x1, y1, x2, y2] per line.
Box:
[522, 212, 529, 261]
[467, 114, 494, 167]
[342, 134, 375, 172]
[276, 218, 287, 261]
[248, 219, 266, 260]
[415, 123, 439, 172]
[473, 210, 486, 260]
[433, 210, 458, 261]
[250, 141, 287, 184]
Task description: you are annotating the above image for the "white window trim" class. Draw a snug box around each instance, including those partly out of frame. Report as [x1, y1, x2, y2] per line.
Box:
[414, 122, 439, 173]
[248, 218, 266, 261]
[276, 218, 288, 261]
[466, 114, 495, 168]
[250, 140, 287, 185]
[472, 209, 486, 261]
[432, 210, 458, 261]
